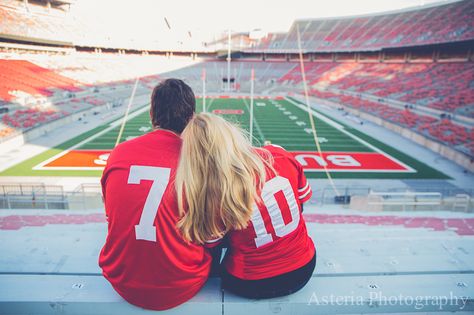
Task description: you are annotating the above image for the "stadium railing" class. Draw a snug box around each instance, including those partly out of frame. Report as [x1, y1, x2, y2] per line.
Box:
[1, 183, 472, 212]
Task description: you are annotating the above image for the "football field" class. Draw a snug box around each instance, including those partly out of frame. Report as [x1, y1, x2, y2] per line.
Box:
[0, 97, 448, 179]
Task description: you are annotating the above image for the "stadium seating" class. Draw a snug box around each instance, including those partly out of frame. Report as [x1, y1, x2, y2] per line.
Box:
[307, 89, 473, 153]
[0, 1, 75, 44]
[0, 59, 79, 101]
[249, 0, 474, 52]
[279, 61, 474, 117]
[1, 108, 67, 130]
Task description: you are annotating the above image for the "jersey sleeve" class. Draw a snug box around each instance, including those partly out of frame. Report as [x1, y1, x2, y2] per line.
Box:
[297, 163, 312, 204]
[100, 165, 110, 220]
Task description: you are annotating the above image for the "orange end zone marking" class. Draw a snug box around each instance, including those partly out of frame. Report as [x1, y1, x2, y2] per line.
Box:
[39, 150, 415, 173]
[43, 150, 111, 168]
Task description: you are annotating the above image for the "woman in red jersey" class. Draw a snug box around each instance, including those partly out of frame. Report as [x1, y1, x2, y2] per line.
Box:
[175, 113, 316, 299]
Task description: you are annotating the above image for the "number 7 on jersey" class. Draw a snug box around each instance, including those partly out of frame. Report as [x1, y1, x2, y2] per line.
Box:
[128, 165, 171, 242]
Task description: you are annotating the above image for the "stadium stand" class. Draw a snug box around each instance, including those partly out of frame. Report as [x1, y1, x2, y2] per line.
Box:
[248, 0, 474, 52]
[277, 61, 474, 117]
[1, 108, 67, 130]
[307, 89, 473, 154]
[0, 59, 80, 101]
[1, 204, 473, 314]
[0, 50, 201, 138]
[0, 0, 75, 45]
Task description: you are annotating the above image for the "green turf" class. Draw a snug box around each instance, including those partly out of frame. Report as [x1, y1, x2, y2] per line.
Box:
[0, 97, 449, 179]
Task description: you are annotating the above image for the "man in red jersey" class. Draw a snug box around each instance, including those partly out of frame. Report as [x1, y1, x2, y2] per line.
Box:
[99, 79, 212, 310]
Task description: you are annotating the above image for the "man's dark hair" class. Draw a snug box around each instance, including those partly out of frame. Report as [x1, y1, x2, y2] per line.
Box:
[150, 79, 196, 133]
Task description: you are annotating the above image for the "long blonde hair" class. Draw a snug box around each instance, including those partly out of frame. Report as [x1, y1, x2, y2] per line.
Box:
[175, 113, 273, 244]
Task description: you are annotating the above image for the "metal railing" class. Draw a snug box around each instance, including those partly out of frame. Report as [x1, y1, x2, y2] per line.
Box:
[314, 186, 473, 212]
[0, 183, 472, 212]
[0, 183, 102, 210]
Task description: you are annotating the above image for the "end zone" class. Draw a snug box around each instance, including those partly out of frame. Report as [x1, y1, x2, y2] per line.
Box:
[33, 150, 416, 173]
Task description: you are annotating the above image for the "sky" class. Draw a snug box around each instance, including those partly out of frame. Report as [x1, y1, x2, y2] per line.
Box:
[69, 0, 449, 46]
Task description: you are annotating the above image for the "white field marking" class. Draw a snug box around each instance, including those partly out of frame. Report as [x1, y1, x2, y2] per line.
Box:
[108, 105, 150, 128]
[289, 116, 297, 120]
[286, 97, 344, 130]
[139, 126, 151, 132]
[242, 98, 265, 142]
[34, 166, 105, 171]
[318, 137, 328, 143]
[285, 98, 416, 173]
[256, 102, 266, 106]
[33, 105, 150, 170]
[303, 169, 414, 173]
[278, 107, 286, 111]
[296, 121, 306, 126]
[126, 136, 138, 141]
[203, 98, 215, 112]
[304, 128, 314, 134]
[283, 111, 291, 115]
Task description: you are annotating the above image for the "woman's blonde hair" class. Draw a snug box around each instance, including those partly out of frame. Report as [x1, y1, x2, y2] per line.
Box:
[175, 113, 273, 244]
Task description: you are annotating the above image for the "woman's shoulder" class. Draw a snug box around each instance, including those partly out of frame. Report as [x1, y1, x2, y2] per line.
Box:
[257, 144, 300, 170]
[260, 144, 291, 159]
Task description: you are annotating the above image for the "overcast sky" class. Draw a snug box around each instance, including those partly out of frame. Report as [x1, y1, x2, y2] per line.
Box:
[70, 0, 450, 43]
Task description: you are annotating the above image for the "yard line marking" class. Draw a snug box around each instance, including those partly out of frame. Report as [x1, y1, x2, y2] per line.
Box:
[242, 98, 265, 143]
[285, 97, 416, 173]
[204, 98, 215, 112]
[286, 97, 344, 130]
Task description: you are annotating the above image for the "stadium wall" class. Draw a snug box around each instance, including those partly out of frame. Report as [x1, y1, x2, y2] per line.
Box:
[296, 95, 474, 173]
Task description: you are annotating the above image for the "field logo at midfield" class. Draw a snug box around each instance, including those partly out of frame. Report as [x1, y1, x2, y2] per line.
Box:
[35, 150, 414, 173]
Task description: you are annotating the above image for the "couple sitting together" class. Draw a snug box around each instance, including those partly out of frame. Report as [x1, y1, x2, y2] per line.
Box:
[99, 79, 316, 310]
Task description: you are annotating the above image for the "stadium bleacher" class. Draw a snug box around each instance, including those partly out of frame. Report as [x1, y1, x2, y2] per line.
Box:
[1, 108, 67, 130]
[306, 89, 473, 154]
[249, 0, 474, 52]
[277, 61, 474, 117]
[0, 0, 75, 44]
[0, 59, 79, 101]
[1, 205, 473, 314]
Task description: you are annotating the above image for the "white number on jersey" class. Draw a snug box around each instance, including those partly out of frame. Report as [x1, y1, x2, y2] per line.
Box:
[251, 176, 300, 247]
[128, 165, 171, 242]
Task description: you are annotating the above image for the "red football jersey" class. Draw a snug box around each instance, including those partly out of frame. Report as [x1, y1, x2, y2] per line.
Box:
[99, 129, 211, 311]
[222, 144, 315, 280]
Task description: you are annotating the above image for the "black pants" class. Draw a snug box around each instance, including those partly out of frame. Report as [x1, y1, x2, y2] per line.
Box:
[220, 252, 316, 299]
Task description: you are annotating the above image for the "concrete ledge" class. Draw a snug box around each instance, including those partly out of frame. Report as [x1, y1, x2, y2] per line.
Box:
[1, 274, 472, 314]
[0, 275, 221, 315]
[224, 274, 474, 314]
